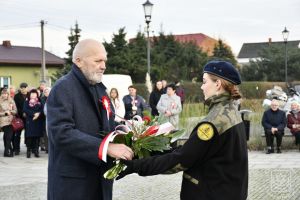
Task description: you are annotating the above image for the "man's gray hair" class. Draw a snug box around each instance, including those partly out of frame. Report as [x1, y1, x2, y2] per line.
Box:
[72, 39, 105, 63]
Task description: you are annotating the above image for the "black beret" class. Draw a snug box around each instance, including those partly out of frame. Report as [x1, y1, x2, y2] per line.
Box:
[203, 61, 241, 85]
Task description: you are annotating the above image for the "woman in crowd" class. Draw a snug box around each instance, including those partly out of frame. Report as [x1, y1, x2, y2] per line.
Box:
[156, 83, 182, 129]
[0, 88, 17, 157]
[23, 89, 44, 158]
[109, 88, 125, 124]
[149, 80, 163, 116]
[287, 102, 300, 151]
[40, 87, 51, 153]
[117, 61, 248, 200]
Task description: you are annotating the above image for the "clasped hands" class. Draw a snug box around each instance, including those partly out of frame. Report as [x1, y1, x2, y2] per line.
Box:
[271, 127, 278, 134]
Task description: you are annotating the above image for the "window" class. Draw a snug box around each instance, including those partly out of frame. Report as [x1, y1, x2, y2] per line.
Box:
[0, 76, 11, 88]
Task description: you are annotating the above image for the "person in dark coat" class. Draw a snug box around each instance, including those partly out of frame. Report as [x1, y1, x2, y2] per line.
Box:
[47, 39, 133, 200]
[117, 61, 248, 200]
[262, 99, 286, 154]
[149, 80, 163, 116]
[23, 89, 44, 158]
[12, 82, 28, 155]
[175, 80, 185, 108]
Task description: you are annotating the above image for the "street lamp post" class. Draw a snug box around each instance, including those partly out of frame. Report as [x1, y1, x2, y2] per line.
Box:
[143, 0, 153, 76]
[282, 27, 289, 85]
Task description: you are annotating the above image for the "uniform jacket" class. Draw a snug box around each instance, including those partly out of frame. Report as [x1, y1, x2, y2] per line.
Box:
[0, 97, 17, 128]
[262, 109, 286, 132]
[123, 94, 148, 119]
[23, 100, 44, 137]
[287, 111, 300, 134]
[47, 65, 115, 200]
[127, 93, 248, 200]
[157, 94, 182, 129]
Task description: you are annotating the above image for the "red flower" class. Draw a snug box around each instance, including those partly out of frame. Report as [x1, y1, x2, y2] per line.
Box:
[141, 125, 159, 137]
[143, 116, 151, 125]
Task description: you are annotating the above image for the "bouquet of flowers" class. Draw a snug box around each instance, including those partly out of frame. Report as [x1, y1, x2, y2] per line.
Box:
[101, 115, 185, 179]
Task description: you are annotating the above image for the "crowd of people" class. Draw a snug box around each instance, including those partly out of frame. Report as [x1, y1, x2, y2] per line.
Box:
[0, 77, 185, 158]
[109, 80, 185, 130]
[0, 82, 51, 158]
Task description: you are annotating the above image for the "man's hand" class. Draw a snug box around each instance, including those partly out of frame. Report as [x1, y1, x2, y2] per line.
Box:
[107, 143, 134, 160]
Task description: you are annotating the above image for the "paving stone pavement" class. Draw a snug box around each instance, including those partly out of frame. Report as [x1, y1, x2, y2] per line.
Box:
[0, 132, 299, 200]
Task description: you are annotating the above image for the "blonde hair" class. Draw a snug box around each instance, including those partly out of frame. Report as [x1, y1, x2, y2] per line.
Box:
[208, 74, 242, 100]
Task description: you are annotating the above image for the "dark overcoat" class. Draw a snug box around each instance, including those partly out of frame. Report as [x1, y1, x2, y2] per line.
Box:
[23, 101, 44, 137]
[47, 65, 115, 200]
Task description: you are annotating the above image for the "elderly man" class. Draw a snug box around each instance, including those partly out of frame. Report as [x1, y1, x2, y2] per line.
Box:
[262, 99, 286, 154]
[47, 39, 133, 200]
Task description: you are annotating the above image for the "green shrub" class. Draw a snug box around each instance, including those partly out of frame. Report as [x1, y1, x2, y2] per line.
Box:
[134, 81, 297, 103]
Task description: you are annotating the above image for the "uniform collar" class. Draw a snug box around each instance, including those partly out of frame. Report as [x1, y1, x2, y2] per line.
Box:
[205, 92, 231, 110]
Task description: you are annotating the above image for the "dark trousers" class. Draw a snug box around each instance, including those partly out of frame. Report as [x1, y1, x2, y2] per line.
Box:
[26, 137, 40, 152]
[294, 132, 300, 145]
[265, 130, 283, 148]
[12, 129, 22, 152]
[40, 130, 48, 151]
[2, 125, 13, 153]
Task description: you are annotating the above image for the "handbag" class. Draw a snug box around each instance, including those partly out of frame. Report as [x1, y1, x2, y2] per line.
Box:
[11, 116, 24, 132]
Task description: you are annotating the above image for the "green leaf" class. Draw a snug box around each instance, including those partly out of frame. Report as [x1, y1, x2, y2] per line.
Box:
[124, 132, 133, 146]
[104, 162, 126, 179]
[169, 129, 186, 143]
[134, 135, 171, 153]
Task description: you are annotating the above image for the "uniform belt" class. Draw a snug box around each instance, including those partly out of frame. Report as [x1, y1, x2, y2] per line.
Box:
[183, 172, 199, 185]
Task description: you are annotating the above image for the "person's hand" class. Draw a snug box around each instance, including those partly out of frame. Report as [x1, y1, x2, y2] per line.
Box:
[33, 113, 40, 120]
[271, 127, 276, 134]
[107, 143, 134, 160]
[116, 159, 134, 180]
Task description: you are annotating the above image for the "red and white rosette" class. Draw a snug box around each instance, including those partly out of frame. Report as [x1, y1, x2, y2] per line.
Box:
[101, 96, 112, 121]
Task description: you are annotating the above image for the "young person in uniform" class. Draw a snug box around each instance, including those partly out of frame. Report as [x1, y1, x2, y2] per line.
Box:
[117, 61, 248, 200]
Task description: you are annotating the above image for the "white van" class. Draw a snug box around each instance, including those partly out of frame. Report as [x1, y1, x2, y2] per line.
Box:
[102, 74, 132, 99]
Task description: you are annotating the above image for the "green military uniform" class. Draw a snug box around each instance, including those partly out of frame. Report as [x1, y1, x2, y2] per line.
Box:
[120, 93, 248, 200]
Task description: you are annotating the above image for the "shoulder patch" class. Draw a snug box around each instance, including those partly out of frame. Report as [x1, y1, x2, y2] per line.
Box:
[197, 123, 214, 141]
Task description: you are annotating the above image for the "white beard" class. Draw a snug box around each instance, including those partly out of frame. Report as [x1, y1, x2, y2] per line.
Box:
[82, 69, 103, 85]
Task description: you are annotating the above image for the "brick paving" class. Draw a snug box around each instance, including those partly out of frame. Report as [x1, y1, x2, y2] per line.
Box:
[0, 132, 299, 200]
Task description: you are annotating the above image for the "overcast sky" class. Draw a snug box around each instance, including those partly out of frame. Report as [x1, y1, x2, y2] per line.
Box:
[0, 0, 299, 58]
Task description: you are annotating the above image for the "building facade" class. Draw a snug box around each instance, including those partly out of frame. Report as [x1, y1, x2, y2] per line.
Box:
[0, 40, 64, 88]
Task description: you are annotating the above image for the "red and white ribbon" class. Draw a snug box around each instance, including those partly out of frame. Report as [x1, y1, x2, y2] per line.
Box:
[98, 125, 131, 162]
